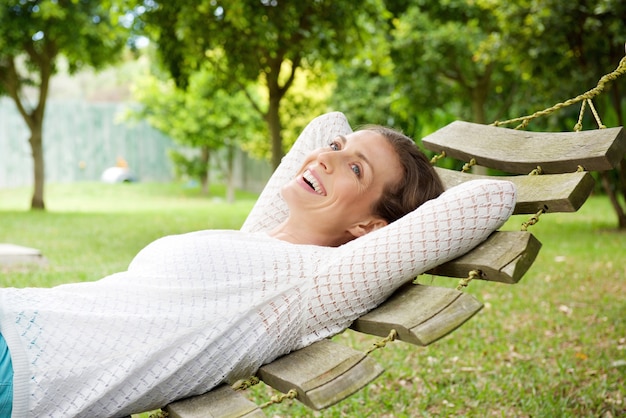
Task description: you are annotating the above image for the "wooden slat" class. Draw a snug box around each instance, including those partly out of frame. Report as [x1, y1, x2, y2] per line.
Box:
[165, 385, 265, 418]
[351, 284, 483, 346]
[257, 339, 384, 410]
[427, 231, 542, 284]
[423, 121, 626, 174]
[435, 168, 595, 214]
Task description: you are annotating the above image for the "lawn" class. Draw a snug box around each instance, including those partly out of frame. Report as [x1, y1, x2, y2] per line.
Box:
[0, 182, 257, 287]
[1, 182, 624, 417]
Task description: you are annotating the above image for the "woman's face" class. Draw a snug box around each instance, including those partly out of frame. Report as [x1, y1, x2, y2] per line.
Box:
[281, 129, 403, 239]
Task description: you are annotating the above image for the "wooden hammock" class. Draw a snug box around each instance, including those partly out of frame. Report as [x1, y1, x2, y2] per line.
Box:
[161, 122, 625, 418]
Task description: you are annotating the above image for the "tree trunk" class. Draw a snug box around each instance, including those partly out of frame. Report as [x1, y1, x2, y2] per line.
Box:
[29, 125, 46, 210]
[616, 157, 626, 229]
[226, 143, 235, 204]
[471, 92, 487, 125]
[264, 55, 299, 171]
[200, 145, 210, 195]
[0, 55, 51, 210]
[470, 76, 490, 175]
[600, 83, 626, 229]
[610, 83, 626, 229]
[266, 94, 283, 170]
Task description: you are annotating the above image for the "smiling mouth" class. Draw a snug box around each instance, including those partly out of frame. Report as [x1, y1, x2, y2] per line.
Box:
[302, 170, 325, 195]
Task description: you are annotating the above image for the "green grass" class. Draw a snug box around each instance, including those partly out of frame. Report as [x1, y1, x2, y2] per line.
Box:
[1, 183, 624, 417]
[0, 182, 257, 287]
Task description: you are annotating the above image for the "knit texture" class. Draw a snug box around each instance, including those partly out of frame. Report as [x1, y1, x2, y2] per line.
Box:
[0, 113, 516, 417]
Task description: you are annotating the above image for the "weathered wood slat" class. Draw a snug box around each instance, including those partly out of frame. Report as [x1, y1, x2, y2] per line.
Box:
[427, 231, 542, 284]
[351, 284, 483, 346]
[436, 168, 595, 214]
[257, 339, 384, 410]
[165, 385, 265, 418]
[423, 121, 626, 174]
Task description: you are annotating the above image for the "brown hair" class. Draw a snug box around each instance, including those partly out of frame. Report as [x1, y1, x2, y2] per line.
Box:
[361, 125, 445, 223]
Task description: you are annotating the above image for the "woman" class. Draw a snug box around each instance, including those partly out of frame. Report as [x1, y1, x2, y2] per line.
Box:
[272, 125, 443, 246]
[0, 113, 515, 417]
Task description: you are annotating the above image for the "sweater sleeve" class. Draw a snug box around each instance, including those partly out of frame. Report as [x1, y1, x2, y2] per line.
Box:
[297, 179, 517, 346]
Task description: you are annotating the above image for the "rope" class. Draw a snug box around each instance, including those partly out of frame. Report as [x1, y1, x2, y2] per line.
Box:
[456, 269, 481, 291]
[491, 54, 626, 130]
[587, 99, 606, 129]
[232, 376, 297, 410]
[528, 166, 543, 176]
[521, 208, 545, 231]
[365, 329, 398, 355]
[430, 151, 446, 165]
[259, 389, 298, 408]
[574, 99, 606, 131]
[461, 158, 477, 173]
[573, 99, 587, 132]
[231, 376, 260, 391]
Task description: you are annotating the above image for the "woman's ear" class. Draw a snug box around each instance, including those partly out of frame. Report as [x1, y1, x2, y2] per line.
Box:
[347, 217, 388, 238]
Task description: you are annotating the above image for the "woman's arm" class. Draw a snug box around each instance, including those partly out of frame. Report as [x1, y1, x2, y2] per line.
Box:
[299, 179, 517, 344]
[241, 112, 352, 233]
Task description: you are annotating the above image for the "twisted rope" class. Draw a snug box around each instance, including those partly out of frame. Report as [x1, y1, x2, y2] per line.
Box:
[456, 269, 482, 291]
[521, 208, 545, 231]
[365, 329, 398, 355]
[587, 99, 606, 129]
[231, 376, 260, 391]
[259, 389, 298, 408]
[462, 158, 477, 173]
[430, 151, 446, 165]
[491, 54, 626, 130]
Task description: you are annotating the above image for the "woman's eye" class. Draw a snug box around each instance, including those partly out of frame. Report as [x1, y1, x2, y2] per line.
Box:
[329, 141, 340, 151]
[351, 164, 361, 177]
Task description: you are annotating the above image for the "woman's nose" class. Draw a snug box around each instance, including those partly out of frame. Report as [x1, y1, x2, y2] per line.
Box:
[316, 151, 335, 172]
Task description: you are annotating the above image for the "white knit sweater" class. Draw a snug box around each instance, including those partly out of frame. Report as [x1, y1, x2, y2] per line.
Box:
[1, 231, 331, 417]
[0, 113, 517, 417]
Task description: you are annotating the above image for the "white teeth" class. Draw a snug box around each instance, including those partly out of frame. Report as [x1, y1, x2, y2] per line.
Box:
[303, 170, 323, 194]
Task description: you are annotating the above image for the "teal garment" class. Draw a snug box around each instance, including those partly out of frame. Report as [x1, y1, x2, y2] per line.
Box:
[0, 333, 12, 417]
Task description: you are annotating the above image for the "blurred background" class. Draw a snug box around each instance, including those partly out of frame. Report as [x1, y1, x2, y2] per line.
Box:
[1, 0, 625, 220]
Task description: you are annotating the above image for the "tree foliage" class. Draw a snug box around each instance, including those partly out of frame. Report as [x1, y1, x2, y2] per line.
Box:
[139, 0, 374, 169]
[128, 56, 265, 200]
[388, 0, 524, 127]
[0, 0, 127, 209]
[328, 4, 398, 128]
[2, 0, 624, 226]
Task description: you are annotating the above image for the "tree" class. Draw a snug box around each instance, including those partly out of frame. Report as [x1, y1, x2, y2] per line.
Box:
[128, 59, 265, 201]
[328, 4, 399, 128]
[140, 0, 373, 169]
[387, 0, 524, 129]
[0, 0, 127, 209]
